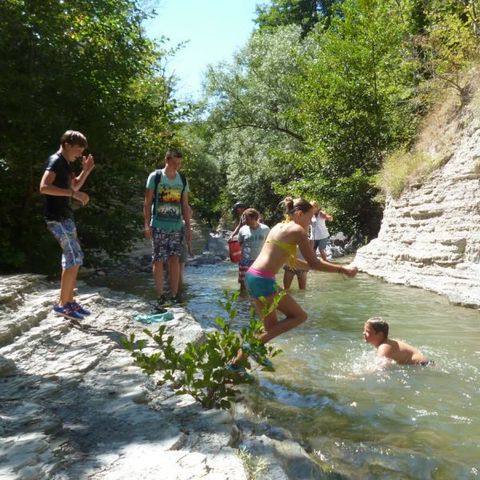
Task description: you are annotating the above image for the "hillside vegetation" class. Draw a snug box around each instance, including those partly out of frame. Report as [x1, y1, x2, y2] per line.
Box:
[377, 67, 480, 198]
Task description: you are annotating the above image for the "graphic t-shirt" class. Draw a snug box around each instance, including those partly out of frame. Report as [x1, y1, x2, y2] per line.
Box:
[146, 169, 189, 232]
[238, 223, 270, 262]
[43, 152, 73, 221]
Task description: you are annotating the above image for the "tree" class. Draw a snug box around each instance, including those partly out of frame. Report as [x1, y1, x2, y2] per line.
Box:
[290, 0, 420, 236]
[416, 0, 480, 102]
[255, 0, 342, 36]
[176, 121, 226, 227]
[0, 0, 182, 272]
[202, 26, 307, 223]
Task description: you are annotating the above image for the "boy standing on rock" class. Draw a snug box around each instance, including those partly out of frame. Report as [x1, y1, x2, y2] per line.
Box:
[39, 130, 95, 321]
[143, 149, 191, 309]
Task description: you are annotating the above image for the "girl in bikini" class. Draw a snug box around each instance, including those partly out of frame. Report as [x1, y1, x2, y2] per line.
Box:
[245, 197, 358, 345]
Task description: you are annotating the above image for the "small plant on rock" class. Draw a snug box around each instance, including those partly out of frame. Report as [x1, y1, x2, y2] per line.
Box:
[122, 290, 282, 409]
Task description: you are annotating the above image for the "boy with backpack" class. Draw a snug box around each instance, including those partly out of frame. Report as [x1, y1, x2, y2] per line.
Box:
[143, 149, 190, 309]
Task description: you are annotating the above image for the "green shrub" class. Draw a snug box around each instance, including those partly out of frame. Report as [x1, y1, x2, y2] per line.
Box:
[122, 290, 282, 410]
[376, 148, 437, 198]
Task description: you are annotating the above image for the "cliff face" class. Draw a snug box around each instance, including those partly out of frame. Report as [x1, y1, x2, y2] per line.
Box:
[355, 102, 480, 308]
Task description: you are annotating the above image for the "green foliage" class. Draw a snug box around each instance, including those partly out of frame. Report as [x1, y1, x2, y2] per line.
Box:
[376, 148, 436, 198]
[200, 2, 424, 236]
[203, 26, 307, 224]
[0, 0, 185, 272]
[254, 0, 341, 36]
[418, 0, 480, 102]
[177, 122, 226, 227]
[196, 0, 480, 239]
[290, 0, 420, 236]
[122, 290, 282, 410]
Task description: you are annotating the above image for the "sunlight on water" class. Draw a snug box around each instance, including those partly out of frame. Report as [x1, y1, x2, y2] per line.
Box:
[89, 261, 480, 479]
[187, 263, 480, 479]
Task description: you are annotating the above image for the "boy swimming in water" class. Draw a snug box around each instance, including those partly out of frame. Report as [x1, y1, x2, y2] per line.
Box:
[363, 317, 432, 366]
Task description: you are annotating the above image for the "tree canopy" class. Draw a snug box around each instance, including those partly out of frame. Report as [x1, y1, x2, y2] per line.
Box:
[0, 0, 184, 272]
[1, 0, 479, 272]
[200, 0, 480, 236]
[255, 0, 341, 36]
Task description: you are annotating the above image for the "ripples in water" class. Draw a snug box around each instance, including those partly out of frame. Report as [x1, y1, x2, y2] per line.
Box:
[88, 261, 480, 479]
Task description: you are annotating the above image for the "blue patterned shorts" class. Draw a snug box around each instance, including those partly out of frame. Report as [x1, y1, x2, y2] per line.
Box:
[152, 228, 184, 262]
[46, 218, 83, 270]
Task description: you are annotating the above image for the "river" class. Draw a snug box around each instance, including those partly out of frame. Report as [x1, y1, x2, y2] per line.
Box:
[90, 261, 480, 479]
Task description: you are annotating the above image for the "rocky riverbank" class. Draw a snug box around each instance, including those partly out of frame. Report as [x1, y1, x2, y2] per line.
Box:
[0, 274, 326, 480]
[355, 93, 480, 309]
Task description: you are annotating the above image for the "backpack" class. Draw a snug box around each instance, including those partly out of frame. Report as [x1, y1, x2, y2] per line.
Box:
[152, 169, 187, 217]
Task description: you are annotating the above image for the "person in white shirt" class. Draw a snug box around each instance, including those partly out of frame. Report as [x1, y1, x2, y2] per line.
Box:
[237, 208, 270, 292]
[309, 200, 332, 261]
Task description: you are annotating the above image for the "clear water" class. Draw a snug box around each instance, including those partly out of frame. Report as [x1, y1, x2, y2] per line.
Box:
[90, 262, 480, 479]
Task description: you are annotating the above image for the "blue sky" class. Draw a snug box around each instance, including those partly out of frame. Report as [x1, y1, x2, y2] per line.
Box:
[145, 0, 260, 100]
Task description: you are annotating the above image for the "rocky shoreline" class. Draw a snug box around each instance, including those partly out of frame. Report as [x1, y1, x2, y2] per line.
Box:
[0, 274, 327, 480]
[354, 95, 480, 309]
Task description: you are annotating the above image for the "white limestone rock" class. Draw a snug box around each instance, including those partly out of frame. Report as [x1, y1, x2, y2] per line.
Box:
[355, 107, 480, 308]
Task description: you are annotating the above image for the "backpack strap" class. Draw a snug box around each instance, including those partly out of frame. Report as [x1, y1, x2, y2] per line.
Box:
[178, 171, 187, 197]
[152, 169, 163, 217]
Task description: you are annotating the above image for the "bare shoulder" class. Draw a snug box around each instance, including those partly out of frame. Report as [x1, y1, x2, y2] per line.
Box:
[289, 222, 306, 235]
[273, 221, 302, 237]
[377, 342, 395, 358]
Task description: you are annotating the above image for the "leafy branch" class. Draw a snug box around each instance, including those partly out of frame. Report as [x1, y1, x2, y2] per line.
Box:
[122, 290, 282, 409]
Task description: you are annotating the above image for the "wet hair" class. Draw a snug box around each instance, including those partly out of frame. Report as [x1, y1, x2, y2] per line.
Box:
[282, 197, 313, 216]
[242, 208, 260, 221]
[165, 149, 183, 161]
[60, 130, 87, 148]
[366, 317, 389, 338]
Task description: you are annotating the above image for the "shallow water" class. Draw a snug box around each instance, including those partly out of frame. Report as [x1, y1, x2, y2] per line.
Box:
[90, 262, 480, 479]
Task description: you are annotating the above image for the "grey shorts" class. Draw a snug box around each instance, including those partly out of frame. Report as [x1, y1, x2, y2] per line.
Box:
[314, 237, 329, 251]
[46, 218, 84, 270]
[152, 228, 184, 263]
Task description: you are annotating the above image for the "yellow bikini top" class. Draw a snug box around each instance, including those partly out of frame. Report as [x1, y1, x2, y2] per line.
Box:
[267, 239, 297, 268]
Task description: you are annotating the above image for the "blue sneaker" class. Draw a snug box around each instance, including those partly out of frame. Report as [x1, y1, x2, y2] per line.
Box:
[70, 302, 91, 316]
[53, 304, 84, 321]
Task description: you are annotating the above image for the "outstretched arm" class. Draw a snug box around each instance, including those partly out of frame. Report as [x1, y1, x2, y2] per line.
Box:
[298, 231, 357, 277]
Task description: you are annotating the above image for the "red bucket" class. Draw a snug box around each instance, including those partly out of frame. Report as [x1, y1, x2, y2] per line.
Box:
[228, 240, 241, 263]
